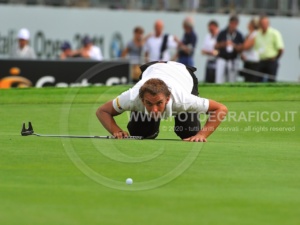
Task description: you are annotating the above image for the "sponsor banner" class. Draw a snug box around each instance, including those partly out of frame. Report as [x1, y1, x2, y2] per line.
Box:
[0, 59, 130, 88]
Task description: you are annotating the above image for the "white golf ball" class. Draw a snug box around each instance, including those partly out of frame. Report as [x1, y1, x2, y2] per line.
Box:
[126, 178, 133, 185]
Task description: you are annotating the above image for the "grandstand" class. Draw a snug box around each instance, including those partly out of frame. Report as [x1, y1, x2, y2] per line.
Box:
[0, 0, 299, 16]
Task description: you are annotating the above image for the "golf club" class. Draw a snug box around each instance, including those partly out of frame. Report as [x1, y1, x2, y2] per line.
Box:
[21, 122, 143, 140]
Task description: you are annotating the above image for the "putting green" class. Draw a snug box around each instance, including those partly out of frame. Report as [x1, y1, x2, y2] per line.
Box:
[0, 84, 299, 225]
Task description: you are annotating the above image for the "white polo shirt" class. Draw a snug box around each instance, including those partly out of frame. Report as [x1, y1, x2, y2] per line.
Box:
[88, 46, 103, 61]
[11, 45, 36, 59]
[144, 34, 178, 61]
[201, 33, 217, 60]
[112, 61, 209, 118]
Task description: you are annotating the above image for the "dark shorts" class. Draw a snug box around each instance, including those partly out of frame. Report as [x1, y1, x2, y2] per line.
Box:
[127, 61, 201, 139]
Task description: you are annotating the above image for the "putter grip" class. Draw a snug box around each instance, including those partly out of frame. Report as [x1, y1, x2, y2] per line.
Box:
[121, 136, 143, 140]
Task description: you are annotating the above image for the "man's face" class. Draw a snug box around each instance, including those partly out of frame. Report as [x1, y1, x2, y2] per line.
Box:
[18, 39, 27, 49]
[65, 48, 72, 56]
[208, 24, 217, 35]
[134, 30, 143, 41]
[84, 42, 92, 48]
[154, 22, 163, 36]
[260, 18, 269, 31]
[228, 20, 238, 32]
[142, 92, 170, 118]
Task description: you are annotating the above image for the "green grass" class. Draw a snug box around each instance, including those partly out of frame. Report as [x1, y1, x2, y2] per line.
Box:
[0, 84, 300, 225]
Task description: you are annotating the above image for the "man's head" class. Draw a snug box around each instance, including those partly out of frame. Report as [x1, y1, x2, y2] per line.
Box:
[17, 28, 30, 49]
[154, 20, 164, 37]
[208, 20, 219, 36]
[61, 41, 72, 55]
[183, 17, 194, 33]
[82, 36, 93, 48]
[133, 26, 144, 41]
[260, 15, 269, 32]
[228, 15, 239, 32]
[139, 78, 171, 117]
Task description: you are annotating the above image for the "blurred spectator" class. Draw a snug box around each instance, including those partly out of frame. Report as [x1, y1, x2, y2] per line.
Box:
[240, 18, 260, 82]
[215, 15, 244, 83]
[201, 20, 219, 83]
[177, 17, 197, 67]
[80, 36, 103, 61]
[254, 15, 284, 82]
[59, 41, 81, 59]
[144, 19, 178, 62]
[122, 26, 144, 65]
[121, 26, 145, 82]
[10, 28, 36, 59]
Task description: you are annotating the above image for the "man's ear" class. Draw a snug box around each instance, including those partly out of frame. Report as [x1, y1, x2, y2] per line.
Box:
[166, 96, 170, 103]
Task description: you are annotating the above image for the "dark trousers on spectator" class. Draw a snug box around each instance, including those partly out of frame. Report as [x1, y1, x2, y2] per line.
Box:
[204, 59, 216, 83]
[259, 59, 278, 82]
[242, 61, 260, 82]
[178, 56, 194, 67]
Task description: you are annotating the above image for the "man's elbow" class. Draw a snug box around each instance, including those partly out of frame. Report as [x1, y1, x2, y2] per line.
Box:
[221, 104, 228, 113]
[219, 104, 228, 119]
[96, 106, 104, 119]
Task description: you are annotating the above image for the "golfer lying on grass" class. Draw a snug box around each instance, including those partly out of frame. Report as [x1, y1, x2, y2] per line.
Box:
[96, 61, 227, 142]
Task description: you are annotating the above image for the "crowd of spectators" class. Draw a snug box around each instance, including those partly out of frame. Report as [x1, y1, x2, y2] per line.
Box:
[120, 15, 284, 83]
[10, 13, 284, 83]
[203, 15, 284, 83]
[10, 29, 103, 61]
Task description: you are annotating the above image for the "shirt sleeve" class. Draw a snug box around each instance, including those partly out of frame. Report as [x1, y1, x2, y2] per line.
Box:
[239, 32, 244, 44]
[167, 35, 178, 48]
[274, 30, 284, 50]
[143, 39, 150, 52]
[188, 96, 209, 113]
[98, 47, 103, 60]
[191, 33, 197, 48]
[216, 32, 223, 42]
[112, 90, 132, 113]
[201, 35, 210, 51]
[92, 47, 102, 61]
[174, 95, 209, 114]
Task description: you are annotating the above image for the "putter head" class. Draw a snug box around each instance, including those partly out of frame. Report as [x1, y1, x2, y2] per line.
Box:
[21, 122, 34, 136]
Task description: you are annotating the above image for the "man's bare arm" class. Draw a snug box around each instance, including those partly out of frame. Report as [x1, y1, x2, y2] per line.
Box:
[243, 37, 255, 51]
[96, 101, 129, 139]
[276, 49, 284, 59]
[184, 100, 228, 142]
[201, 49, 218, 56]
[215, 41, 226, 50]
[121, 47, 129, 58]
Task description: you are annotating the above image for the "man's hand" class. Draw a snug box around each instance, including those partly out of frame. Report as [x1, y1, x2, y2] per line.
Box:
[113, 130, 129, 139]
[183, 134, 207, 142]
[226, 40, 234, 46]
[96, 101, 126, 138]
[183, 100, 228, 143]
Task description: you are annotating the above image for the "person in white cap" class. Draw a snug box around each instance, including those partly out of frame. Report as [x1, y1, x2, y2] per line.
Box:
[10, 28, 36, 59]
